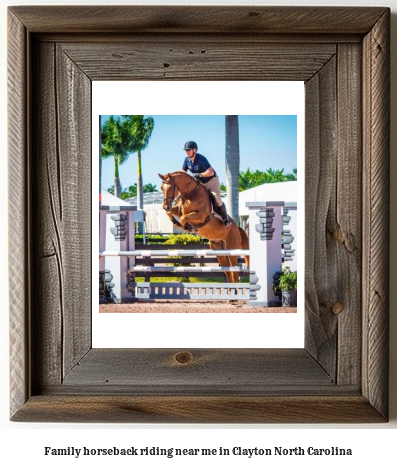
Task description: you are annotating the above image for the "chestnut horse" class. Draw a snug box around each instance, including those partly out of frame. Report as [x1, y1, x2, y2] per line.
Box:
[159, 171, 249, 282]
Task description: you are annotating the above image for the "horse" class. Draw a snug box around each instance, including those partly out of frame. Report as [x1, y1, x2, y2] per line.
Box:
[159, 171, 249, 282]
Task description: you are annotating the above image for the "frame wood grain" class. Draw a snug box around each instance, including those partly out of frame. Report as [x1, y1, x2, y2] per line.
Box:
[8, 6, 390, 423]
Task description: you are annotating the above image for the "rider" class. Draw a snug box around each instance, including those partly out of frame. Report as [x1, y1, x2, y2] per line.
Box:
[181, 141, 232, 227]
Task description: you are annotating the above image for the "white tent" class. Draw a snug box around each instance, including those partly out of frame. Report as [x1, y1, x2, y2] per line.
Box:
[239, 181, 297, 216]
[101, 187, 133, 207]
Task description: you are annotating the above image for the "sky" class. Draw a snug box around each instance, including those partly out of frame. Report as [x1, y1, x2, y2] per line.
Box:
[100, 115, 297, 192]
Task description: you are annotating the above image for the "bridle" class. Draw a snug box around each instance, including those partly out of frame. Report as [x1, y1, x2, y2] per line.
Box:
[161, 178, 178, 212]
[161, 175, 200, 212]
[161, 173, 215, 232]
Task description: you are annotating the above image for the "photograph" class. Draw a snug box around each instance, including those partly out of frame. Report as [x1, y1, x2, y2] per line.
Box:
[98, 114, 299, 311]
[93, 82, 304, 348]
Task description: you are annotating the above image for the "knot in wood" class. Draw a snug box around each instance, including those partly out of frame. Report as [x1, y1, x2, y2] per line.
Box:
[333, 225, 344, 244]
[174, 351, 194, 365]
[331, 302, 344, 316]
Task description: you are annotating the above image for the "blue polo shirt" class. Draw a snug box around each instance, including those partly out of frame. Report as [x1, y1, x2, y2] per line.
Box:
[182, 153, 217, 183]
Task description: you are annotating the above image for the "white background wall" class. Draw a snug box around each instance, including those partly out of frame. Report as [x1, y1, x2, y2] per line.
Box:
[1, 0, 396, 469]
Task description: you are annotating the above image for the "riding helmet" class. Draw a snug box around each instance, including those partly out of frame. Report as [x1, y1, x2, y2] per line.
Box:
[183, 141, 198, 151]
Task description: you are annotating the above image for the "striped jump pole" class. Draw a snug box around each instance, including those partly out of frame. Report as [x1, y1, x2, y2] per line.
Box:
[130, 266, 250, 273]
[100, 249, 250, 257]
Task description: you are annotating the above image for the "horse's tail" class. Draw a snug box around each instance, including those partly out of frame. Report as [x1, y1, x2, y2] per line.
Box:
[238, 226, 250, 267]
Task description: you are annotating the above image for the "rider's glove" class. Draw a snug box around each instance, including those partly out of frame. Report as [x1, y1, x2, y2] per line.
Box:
[191, 173, 201, 179]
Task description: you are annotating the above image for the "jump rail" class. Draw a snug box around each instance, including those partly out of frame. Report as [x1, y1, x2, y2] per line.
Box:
[124, 249, 255, 301]
[130, 282, 251, 300]
[100, 250, 250, 257]
[130, 266, 249, 272]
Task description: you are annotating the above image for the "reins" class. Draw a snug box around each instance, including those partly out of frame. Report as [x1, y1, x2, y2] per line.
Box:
[162, 174, 200, 206]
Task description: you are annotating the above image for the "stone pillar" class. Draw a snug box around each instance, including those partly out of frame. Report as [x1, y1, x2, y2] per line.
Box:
[105, 206, 136, 302]
[246, 201, 284, 307]
[99, 207, 107, 304]
[99, 206, 136, 303]
[283, 202, 297, 272]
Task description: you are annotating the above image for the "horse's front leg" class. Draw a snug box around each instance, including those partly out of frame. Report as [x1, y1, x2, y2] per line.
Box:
[210, 240, 232, 283]
[227, 256, 239, 283]
[179, 211, 198, 226]
[165, 207, 183, 228]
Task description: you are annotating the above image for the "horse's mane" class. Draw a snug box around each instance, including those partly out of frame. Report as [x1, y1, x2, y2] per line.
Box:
[170, 171, 191, 176]
[166, 171, 196, 180]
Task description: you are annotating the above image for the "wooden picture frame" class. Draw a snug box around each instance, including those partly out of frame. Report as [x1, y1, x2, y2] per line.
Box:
[8, 6, 390, 423]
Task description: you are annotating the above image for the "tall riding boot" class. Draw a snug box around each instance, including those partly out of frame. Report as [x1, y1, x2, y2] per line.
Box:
[218, 203, 232, 227]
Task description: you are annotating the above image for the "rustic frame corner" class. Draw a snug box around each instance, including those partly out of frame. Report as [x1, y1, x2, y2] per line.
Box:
[8, 6, 390, 423]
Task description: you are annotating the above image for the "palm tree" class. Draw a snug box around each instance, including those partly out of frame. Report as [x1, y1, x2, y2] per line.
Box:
[120, 183, 138, 199]
[101, 116, 135, 198]
[143, 183, 157, 193]
[122, 115, 154, 232]
[111, 182, 158, 200]
[225, 115, 240, 222]
[265, 167, 287, 182]
[238, 168, 254, 191]
[286, 168, 298, 181]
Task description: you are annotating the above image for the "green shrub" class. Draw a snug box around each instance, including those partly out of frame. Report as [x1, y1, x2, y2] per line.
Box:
[164, 234, 202, 245]
[278, 266, 297, 291]
[135, 234, 169, 242]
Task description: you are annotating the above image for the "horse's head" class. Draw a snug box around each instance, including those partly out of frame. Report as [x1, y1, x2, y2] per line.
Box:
[159, 173, 177, 212]
[159, 172, 199, 212]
